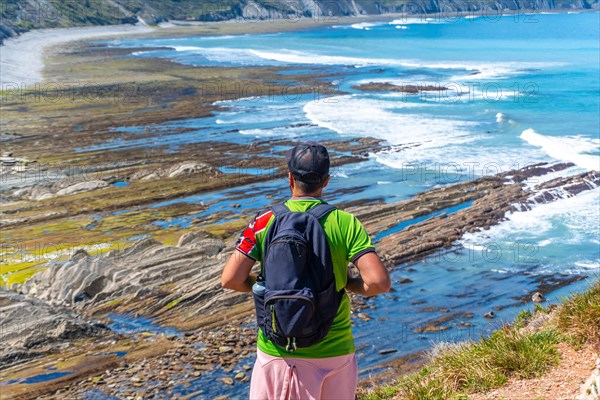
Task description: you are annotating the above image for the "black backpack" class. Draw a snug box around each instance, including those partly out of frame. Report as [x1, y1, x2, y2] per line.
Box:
[252, 203, 344, 353]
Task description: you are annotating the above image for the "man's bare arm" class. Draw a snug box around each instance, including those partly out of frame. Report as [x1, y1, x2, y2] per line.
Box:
[221, 250, 257, 292]
[346, 252, 391, 296]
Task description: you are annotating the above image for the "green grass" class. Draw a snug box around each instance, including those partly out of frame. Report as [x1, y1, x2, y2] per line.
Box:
[360, 327, 560, 399]
[360, 279, 600, 400]
[556, 278, 600, 350]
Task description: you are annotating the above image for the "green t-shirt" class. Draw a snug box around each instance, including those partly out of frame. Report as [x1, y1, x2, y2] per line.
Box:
[235, 198, 375, 358]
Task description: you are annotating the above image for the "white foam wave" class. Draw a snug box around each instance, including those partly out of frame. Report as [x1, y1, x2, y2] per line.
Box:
[374, 143, 548, 175]
[238, 124, 317, 138]
[304, 95, 476, 145]
[331, 171, 349, 178]
[169, 46, 563, 82]
[523, 165, 587, 190]
[172, 46, 203, 52]
[395, 25, 409, 30]
[388, 18, 447, 25]
[171, 46, 264, 64]
[574, 261, 600, 269]
[239, 128, 275, 136]
[198, 35, 238, 40]
[520, 128, 600, 171]
[461, 187, 600, 245]
[304, 95, 551, 171]
[213, 96, 261, 105]
[248, 49, 561, 76]
[351, 22, 378, 30]
[449, 64, 545, 81]
[249, 49, 388, 67]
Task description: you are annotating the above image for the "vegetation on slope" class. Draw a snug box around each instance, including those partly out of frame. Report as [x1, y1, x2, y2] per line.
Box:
[359, 278, 600, 400]
[2, 0, 598, 42]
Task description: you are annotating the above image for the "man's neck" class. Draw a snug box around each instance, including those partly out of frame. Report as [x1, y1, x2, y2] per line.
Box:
[290, 189, 323, 199]
[290, 195, 321, 200]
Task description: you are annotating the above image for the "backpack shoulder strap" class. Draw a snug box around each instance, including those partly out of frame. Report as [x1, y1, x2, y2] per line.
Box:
[271, 203, 290, 216]
[306, 203, 336, 220]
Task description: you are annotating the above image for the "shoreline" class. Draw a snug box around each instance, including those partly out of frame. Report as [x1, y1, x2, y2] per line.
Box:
[1, 8, 596, 87]
[1, 10, 596, 397]
[0, 24, 153, 86]
[1, 15, 381, 87]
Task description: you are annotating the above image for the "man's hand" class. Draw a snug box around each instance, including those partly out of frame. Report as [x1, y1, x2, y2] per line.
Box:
[221, 250, 257, 292]
[346, 252, 391, 296]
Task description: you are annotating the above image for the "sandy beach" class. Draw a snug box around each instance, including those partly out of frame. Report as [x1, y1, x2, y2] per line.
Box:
[0, 15, 389, 87]
[0, 23, 155, 86]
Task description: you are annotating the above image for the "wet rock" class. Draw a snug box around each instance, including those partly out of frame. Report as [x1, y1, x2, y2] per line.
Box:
[55, 180, 109, 197]
[176, 231, 210, 247]
[414, 313, 460, 333]
[532, 292, 546, 302]
[379, 349, 398, 355]
[221, 377, 234, 385]
[167, 162, 215, 178]
[132, 161, 220, 181]
[219, 346, 233, 354]
[348, 163, 599, 271]
[398, 278, 413, 284]
[0, 288, 107, 368]
[235, 372, 245, 380]
[18, 234, 231, 325]
[356, 313, 371, 321]
[353, 82, 448, 94]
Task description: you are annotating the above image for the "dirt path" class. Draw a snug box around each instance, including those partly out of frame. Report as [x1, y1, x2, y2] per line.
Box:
[470, 343, 598, 400]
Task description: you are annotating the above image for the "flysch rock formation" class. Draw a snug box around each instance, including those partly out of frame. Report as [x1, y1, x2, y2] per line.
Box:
[0, 288, 108, 367]
[7, 162, 599, 370]
[17, 232, 246, 330]
[352, 164, 599, 266]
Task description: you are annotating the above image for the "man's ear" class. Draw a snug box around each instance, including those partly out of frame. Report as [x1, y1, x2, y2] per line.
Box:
[288, 172, 294, 188]
[322, 175, 330, 189]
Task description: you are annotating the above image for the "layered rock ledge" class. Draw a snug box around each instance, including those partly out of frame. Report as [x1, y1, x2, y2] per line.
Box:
[2, 162, 598, 399]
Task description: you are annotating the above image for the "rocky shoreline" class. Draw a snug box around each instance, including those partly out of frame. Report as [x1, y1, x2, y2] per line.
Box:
[1, 17, 599, 399]
[1, 161, 597, 399]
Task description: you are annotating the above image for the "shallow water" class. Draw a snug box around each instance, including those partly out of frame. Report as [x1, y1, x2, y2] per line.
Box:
[81, 12, 600, 398]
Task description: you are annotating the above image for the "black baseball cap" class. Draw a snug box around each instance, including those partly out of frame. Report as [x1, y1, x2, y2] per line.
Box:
[286, 142, 330, 184]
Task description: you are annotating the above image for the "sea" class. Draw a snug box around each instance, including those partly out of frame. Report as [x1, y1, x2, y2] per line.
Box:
[93, 12, 599, 399]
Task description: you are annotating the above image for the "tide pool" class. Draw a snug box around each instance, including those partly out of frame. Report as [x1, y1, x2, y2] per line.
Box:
[91, 12, 599, 399]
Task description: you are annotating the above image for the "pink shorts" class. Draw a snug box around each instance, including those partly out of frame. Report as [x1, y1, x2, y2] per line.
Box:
[249, 349, 358, 400]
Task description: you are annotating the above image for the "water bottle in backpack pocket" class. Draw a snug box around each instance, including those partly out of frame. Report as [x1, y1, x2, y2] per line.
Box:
[252, 277, 266, 327]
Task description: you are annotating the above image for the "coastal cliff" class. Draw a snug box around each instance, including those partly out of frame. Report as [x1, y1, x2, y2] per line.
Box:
[1, 0, 598, 43]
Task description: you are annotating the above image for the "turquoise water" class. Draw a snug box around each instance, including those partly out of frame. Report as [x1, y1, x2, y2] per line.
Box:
[92, 13, 600, 398]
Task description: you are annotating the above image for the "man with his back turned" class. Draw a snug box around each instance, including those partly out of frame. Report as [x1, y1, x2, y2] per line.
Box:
[221, 142, 391, 399]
